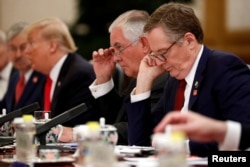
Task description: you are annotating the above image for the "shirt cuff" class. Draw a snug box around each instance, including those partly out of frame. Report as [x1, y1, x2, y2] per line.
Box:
[89, 79, 114, 99]
[130, 88, 151, 103]
[56, 125, 63, 141]
[185, 139, 190, 155]
[219, 121, 241, 151]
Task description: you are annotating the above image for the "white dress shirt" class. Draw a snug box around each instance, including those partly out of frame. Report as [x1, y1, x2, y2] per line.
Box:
[89, 78, 114, 99]
[0, 62, 13, 100]
[220, 121, 241, 150]
[49, 54, 67, 101]
[23, 69, 33, 84]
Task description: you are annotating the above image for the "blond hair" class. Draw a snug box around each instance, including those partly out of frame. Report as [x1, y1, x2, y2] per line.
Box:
[25, 17, 77, 53]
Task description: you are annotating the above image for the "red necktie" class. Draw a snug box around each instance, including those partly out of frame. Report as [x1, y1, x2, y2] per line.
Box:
[15, 75, 25, 103]
[174, 79, 186, 110]
[44, 76, 52, 111]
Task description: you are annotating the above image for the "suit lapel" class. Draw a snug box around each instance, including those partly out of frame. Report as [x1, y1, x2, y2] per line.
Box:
[16, 71, 40, 107]
[6, 73, 19, 112]
[188, 46, 211, 109]
[51, 78, 62, 111]
[51, 55, 72, 111]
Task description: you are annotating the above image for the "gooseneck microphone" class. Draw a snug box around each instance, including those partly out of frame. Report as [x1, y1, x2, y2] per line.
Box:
[36, 103, 88, 146]
[0, 102, 40, 125]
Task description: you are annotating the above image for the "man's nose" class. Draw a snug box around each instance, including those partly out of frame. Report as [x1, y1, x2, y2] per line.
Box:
[24, 45, 30, 54]
[113, 55, 121, 62]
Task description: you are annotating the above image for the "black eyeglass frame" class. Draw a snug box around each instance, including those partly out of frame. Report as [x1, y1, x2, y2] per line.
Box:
[148, 40, 178, 62]
[112, 39, 139, 57]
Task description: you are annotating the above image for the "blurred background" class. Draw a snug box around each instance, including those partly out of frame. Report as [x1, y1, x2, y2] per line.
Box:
[0, 0, 249, 63]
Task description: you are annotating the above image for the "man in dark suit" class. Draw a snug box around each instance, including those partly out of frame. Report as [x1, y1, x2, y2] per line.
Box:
[89, 10, 169, 145]
[125, 3, 250, 157]
[0, 22, 45, 113]
[154, 111, 250, 151]
[24, 17, 99, 127]
[0, 30, 16, 104]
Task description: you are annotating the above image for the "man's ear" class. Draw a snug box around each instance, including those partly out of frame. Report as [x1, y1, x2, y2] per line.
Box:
[140, 36, 150, 53]
[183, 32, 196, 48]
[49, 40, 58, 53]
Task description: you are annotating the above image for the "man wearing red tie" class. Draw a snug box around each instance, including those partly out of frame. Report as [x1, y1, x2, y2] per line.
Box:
[125, 3, 250, 157]
[0, 22, 45, 113]
[24, 17, 99, 127]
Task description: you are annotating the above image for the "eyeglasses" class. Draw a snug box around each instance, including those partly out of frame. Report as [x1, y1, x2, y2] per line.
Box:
[148, 41, 177, 62]
[113, 40, 138, 56]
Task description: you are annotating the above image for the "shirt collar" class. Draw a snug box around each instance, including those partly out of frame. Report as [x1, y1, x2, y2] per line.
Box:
[0, 62, 13, 81]
[23, 69, 33, 83]
[49, 54, 68, 83]
[185, 45, 204, 87]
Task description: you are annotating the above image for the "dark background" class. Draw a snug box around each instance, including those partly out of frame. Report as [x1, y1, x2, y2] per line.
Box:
[70, 0, 192, 60]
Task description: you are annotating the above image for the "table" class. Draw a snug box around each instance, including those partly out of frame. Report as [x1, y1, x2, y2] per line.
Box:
[0, 145, 208, 167]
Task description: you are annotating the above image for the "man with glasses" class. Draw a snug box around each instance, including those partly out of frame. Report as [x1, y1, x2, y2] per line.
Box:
[125, 3, 250, 157]
[0, 22, 46, 136]
[88, 10, 169, 145]
[0, 22, 45, 113]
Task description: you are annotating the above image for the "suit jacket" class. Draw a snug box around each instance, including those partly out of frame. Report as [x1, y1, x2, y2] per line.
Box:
[95, 71, 169, 145]
[0, 66, 16, 104]
[1, 70, 45, 113]
[48, 53, 99, 127]
[239, 124, 250, 150]
[125, 46, 250, 157]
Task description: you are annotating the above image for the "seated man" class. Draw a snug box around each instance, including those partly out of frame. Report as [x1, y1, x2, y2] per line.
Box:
[88, 9, 169, 145]
[125, 2, 250, 157]
[0, 22, 46, 137]
[1, 22, 45, 113]
[49, 10, 169, 144]
[24, 17, 99, 127]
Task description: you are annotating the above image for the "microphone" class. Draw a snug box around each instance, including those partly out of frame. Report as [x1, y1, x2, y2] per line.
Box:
[0, 102, 40, 147]
[36, 103, 88, 145]
[0, 102, 40, 125]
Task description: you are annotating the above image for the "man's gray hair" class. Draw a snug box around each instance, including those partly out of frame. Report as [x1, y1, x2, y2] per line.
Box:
[109, 10, 149, 42]
[0, 30, 6, 44]
[7, 22, 28, 42]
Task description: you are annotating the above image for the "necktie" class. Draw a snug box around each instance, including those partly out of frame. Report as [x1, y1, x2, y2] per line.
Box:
[174, 79, 186, 111]
[44, 76, 52, 111]
[15, 75, 25, 103]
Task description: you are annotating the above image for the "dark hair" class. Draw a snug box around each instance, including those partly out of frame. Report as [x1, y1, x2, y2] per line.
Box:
[144, 2, 203, 43]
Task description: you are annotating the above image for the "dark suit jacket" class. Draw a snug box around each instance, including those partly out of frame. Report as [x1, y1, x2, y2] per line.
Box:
[48, 53, 99, 127]
[0, 70, 45, 113]
[95, 71, 169, 145]
[239, 124, 250, 150]
[0, 66, 16, 106]
[125, 46, 250, 157]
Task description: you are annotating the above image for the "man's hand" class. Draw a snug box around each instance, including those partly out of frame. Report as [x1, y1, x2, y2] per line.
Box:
[56, 126, 73, 143]
[135, 55, 165, 94]
[154, 111, 227, 143]
[92, 48, 116, 84]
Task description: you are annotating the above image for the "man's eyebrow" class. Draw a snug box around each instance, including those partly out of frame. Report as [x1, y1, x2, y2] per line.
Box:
[113, 42, 122, 47]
